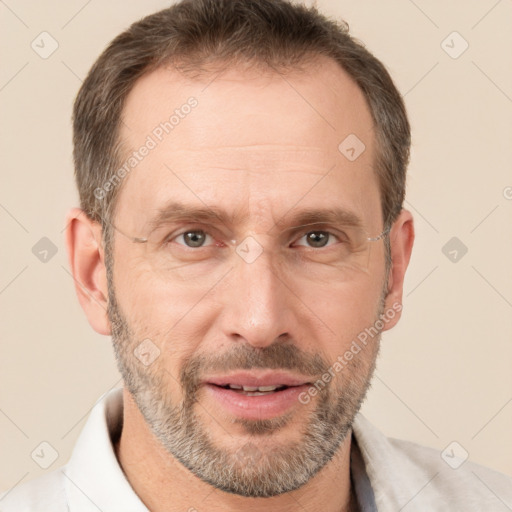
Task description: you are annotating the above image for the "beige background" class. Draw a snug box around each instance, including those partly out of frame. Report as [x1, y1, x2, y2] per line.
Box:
[1, 0, 511, 494]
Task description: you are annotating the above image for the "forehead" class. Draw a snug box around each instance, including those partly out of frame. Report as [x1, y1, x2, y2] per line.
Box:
[115, 57, 381, 233]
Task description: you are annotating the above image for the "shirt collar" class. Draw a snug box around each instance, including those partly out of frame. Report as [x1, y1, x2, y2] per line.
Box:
[351, 413, 436, 511]
[350, 432, 378, 512]
[64, 388, 147, 512]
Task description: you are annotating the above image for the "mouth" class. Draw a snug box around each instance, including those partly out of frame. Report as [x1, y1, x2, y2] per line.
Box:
[212, 383, 294, 396]
[202, 371, 314, 420]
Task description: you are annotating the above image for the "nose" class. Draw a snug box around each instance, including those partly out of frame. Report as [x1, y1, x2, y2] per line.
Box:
[218, 247, 296, 349]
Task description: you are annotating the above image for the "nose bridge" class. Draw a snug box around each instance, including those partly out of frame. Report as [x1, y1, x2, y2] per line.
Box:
[222, 241, 292, 347]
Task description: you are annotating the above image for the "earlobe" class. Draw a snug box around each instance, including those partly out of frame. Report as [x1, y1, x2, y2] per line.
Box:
[65, 208, 111, 335]
[382, 209, 414, 331]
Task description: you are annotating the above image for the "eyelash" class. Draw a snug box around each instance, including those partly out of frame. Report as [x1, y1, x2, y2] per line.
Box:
[169, 228, 343, 249]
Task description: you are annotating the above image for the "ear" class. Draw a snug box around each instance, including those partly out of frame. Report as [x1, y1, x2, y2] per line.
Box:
[382, 209, 414, 331]
[65, 208, 111, 335]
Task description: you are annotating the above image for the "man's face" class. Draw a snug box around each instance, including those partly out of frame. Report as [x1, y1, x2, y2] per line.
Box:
[108, 58, 389, 497]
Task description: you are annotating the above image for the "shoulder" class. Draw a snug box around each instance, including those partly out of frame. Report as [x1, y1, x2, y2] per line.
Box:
[353, 414, 512, 511]
[0, 468, 68, 512]
[390, 436, 512, 504]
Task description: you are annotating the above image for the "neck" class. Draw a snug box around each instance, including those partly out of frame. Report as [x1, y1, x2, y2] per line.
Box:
[116, 388, 357, 512]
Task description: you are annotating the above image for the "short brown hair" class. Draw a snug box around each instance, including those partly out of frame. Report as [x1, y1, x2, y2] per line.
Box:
[73, 0, 410, 240]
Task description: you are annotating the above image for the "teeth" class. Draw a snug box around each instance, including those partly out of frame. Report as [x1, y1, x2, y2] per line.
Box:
[226, 384, 282, 392]
[257, 385, 280, 392]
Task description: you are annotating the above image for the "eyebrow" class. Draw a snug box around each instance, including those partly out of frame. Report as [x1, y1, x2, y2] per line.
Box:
[274, 208, 363, 232]
[144, 200, 364, 234]
[144, 201, 245, 233]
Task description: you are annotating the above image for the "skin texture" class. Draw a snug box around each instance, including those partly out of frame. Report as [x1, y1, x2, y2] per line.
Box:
[66, 57, 414, 512]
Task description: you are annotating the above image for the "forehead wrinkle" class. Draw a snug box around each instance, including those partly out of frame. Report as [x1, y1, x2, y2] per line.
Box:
[163, 145, 335, 174]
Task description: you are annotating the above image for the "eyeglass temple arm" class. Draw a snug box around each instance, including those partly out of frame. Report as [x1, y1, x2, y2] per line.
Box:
[367, 226, 391, 242]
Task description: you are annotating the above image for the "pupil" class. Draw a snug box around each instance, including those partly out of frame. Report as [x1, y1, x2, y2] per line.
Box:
[185, 231, 206, 247]
[308, 231, 328, 247]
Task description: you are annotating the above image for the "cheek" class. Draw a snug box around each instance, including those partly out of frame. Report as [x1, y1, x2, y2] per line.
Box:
[112, 255, 219, 359]
[299, 278, 384, 358]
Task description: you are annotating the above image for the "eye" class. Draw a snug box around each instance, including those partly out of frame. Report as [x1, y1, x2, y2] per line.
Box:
[174, 230, 213, 248]
[295, 231, 338, 248]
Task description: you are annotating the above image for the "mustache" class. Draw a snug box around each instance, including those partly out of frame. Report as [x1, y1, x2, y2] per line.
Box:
[181, 341, 330, 396]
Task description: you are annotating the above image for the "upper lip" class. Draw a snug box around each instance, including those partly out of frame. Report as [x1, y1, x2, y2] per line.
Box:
[204, 370, 313, 388]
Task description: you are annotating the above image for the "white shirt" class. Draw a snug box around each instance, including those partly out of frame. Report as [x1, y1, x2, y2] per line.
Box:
[1, 388, 511, 511]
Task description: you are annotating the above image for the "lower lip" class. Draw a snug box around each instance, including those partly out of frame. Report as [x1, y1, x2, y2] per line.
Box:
[204, 384, 310, 420]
